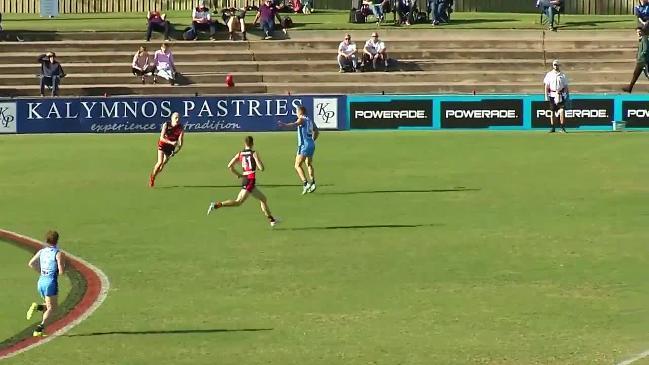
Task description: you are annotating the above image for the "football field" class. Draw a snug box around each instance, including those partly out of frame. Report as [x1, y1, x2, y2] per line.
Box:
[1, 131, 649, 365]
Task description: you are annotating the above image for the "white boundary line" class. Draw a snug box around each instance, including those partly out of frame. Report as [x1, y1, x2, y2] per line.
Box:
[617, 350, 649, 365]
[0, 231, 110, 361]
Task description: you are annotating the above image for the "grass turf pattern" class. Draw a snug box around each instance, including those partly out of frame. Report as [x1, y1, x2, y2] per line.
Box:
[1, 131, 649, 364]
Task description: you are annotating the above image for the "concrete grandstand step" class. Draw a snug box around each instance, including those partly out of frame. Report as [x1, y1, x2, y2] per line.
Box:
[0, 83, 268, 97]
[0, 39, 637, 53]
[1, 70, 638, 87]
[0, 48, 637, 65]
[2, 79, 643, 98]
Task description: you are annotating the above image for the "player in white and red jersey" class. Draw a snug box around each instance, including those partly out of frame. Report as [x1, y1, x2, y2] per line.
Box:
[206, 135, 277, 227]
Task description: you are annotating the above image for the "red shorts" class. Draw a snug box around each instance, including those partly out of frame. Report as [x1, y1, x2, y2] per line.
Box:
[157, 141, 174, 156]
[241, 175, 256, 192]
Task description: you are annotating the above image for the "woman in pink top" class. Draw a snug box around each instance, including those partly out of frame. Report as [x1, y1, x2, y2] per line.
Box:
[132, 46, 155, 84]
[153, 43, 176, 85]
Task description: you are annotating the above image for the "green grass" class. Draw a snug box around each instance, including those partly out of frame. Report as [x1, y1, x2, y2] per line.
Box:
[2, 131, 649, 364]
[1, 11, 636, 32]
[0, 243, 72, 342]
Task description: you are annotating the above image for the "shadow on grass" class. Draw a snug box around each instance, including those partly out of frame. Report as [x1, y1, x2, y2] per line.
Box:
[67, 328, 273, 337]
[277, 223, 440, 231]
[561, 19, 629, 27]
[445, 18, 515, 26]
[157, 184, 333, 189]
[320, 187, 479, 195]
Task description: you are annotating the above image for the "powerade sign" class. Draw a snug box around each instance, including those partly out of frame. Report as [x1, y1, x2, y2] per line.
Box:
[350, 100, 431, 129]
[441, 99, 523, 128]
[13, 95, 345, 134]
[622, 101, 649, 128]
[531, 99, 613, 128]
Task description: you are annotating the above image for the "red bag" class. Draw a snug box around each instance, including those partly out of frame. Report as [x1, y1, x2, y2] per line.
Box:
[225, 74, 234, 87]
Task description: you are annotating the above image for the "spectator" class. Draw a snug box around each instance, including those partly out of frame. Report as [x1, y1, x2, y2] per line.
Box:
[132, 46, 155, 84]
[301, 0, 313, 14]
[396, 0, 415, 25]
[362, 32, 389, 72]
[363, 0, 385, 23]
[337, 33, 358, 73]
[37, 52, 65, 97]
[192, 0, 217, 41]
[146, 9, 171, 41]
[623, 26, 649, 93]
[429, 0, 451, 26]
[543, 59, 569, 132]
[153, 43, 177, 86]
[636, 0, 649, 30]
[536, 0, 562, 31]
[253, 0, 285, 40]
[291, 0, 303, 13]
[222, 7, 247, 41]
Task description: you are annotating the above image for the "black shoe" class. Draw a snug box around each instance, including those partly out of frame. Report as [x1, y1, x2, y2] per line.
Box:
[549, 128, 556, 133]
[560, 127, 567, 133]
[622, 86, 632, 93]
[242, 33, 248, 41]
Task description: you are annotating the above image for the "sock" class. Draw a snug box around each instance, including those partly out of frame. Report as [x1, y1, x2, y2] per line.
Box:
[268, 215, 275, 222]
[215, 202, 223, 208]
[37, 305, 46, 311]
[36, 324, 44, 332]
[310, 180, 316, 185]
[303, 181, 308, 186]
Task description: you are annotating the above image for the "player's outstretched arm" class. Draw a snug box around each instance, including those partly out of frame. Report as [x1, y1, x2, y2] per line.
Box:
[227, 153, 243, 178]
[277, 115, 304, 128]
[27, 251, 41, 273]
[253, 151, 264, 171]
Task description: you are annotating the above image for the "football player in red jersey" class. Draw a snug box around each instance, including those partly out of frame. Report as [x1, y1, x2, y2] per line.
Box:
[149, 112, 184, 187]
[207, 136, 277, 227]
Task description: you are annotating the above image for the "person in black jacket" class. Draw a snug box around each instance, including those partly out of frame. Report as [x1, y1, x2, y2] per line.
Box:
[37, 52, 66, 97]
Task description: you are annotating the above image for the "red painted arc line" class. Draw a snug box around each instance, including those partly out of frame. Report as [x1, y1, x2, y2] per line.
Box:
[0, 229, 108, 360]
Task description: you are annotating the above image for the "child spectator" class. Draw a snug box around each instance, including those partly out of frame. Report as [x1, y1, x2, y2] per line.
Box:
[132, 46, 155, 84]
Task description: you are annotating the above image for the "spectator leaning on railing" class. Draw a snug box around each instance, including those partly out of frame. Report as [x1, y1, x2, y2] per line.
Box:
[635, 0, 649, 30]
[37, 52, 66, 97]
[146, 9, 171, 41]
[153, 43, 177, 86]
[132, 46, 155, 84]
[192, 0, 217, 41]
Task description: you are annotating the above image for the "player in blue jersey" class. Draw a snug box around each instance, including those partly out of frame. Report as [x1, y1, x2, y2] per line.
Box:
[26, 230, 65, 337]
[278, 105, 319, 194]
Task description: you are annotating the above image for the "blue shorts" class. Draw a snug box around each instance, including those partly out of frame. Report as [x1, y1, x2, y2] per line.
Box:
[297, 143, 315, 158]
[37, 277, 59, 298]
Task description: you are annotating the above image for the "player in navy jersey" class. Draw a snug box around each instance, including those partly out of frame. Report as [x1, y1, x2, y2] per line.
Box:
[26, 230, 65, 337]
[150, 112, 184, 187]
[206, 136, 277, 227]
[278, 105, 319, 195]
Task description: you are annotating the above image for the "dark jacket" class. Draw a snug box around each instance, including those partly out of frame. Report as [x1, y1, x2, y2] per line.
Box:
[38, 54, 66, 77]
[638, 36, 649, 64]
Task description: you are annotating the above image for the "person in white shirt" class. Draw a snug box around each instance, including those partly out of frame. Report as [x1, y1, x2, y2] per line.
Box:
[362, 32, 389, 72]
[191, 0, 217, 40]
[337, 33, 358, 73]
[543, 59, 569, 133]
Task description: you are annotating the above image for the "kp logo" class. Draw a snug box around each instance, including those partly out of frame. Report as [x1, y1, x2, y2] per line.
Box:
[313, 98, 338, 129]
[0, 102, 17, 134]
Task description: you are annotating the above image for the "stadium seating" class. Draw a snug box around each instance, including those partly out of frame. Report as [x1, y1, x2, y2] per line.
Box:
[0, 29, 643, 97]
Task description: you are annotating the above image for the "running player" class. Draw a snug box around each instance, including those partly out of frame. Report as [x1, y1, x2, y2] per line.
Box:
[206, 136, 278, 227]
[26, 230, 65, 337]
[150, 112, 184, 187]
[278, 105, 319, 195]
